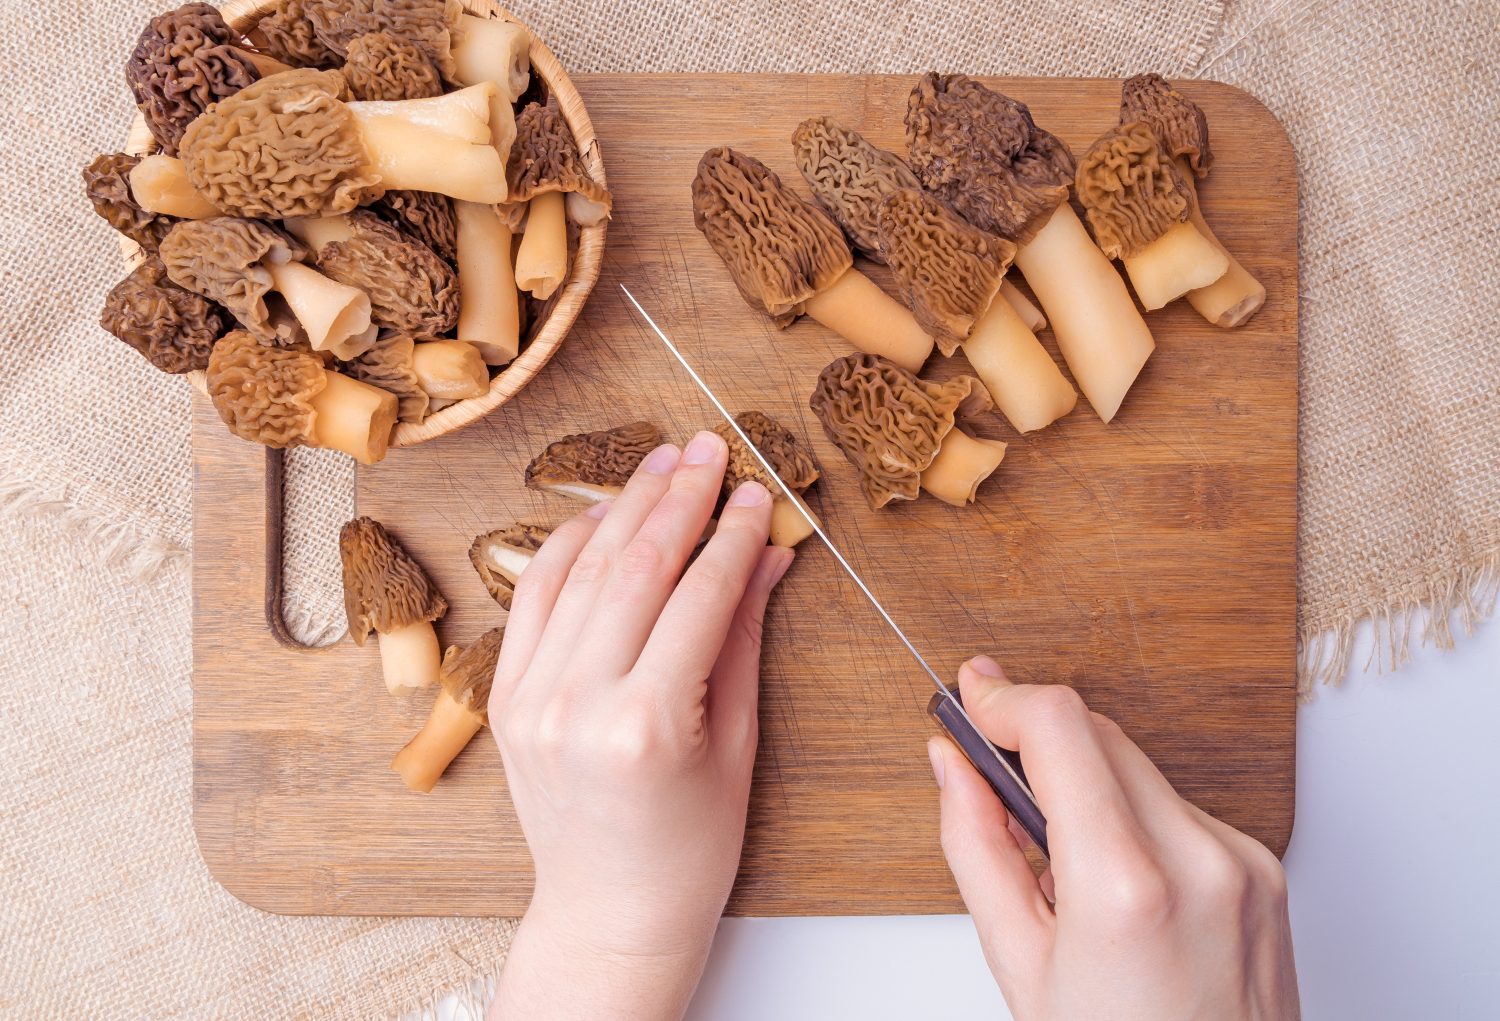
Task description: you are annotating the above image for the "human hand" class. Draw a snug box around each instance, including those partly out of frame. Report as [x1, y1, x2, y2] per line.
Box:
[929, 658, 1299, 1021]
[488, 430, 792, 1020]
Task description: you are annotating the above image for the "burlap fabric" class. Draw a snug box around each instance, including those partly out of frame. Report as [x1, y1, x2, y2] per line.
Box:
[2, 0, 1495, 1016]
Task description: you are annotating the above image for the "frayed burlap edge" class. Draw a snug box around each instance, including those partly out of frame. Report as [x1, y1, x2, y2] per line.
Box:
[394, 972, 498, 1021]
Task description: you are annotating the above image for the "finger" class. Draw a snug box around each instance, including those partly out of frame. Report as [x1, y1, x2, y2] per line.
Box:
[930, 736, 1053, 981]
[490, 504, 607, 716]
[705, 544, 792, 746]
[1087, 712, 1203, 846]
[575, 431, 732, 675]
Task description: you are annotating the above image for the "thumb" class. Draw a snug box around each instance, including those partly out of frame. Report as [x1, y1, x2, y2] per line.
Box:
[707, 546, 792, 741]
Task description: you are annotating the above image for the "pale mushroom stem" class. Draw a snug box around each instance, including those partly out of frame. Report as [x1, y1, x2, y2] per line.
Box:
[412, 340, 490, 399]
[486, 543, 535, 584]
[803, 268, 935, 374]
[309, 370, 399, 465]
[455, 201, 521, 365]
[377, 619, 443, 696]
[770, 490, 820, 548]
[514, 190, 568, 300]
[129, 155, 220, 219]
[962, 294, 1077, 434]
[451, 15, 529, 174]
[999, 278, 1046, 332]
[1121, 220, 1228, 311]
[1179, 160, 1266, 327]
[283, 213, 354, 251]
[391, 691, 482, 792]
[346, 85, 507, 204]
[1012, 203, 1156, 424]
[918, 429, 1007, 507]
[265, 260, 372, 354]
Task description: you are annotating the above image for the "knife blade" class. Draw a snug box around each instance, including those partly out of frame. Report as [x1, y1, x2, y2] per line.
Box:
[620, 284, 1049, 858]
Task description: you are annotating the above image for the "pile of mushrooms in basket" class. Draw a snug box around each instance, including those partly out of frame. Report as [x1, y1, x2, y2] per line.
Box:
[85, 0, 610, 465]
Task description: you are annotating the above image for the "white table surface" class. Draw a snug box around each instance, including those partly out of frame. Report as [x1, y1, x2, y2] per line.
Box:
[444, 614, 1500, 1020]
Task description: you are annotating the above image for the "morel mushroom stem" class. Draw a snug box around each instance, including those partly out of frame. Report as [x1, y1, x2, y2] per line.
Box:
[376, 619, 443, 696]
[454, 200, 520, 365]
[310, 371, 400, 465]
[771, 490, 819, 548]
[803, 269, 935, 375]
[1180, 167, 1265, 327]
[514, 190, 567, 300]
[130, 156, 219, 219]
[345, 84, 507, 204]
[962, 295, 1077, 434]
[264, 259, 373, 356]
[391, 688, 483, 792]
[1120, 220, 1228, 312]
[999, 279, 1046, 333]
[411, 340, 489, 399]
[919, 429, 1007, 507]
[284, 213, 354, 251]
[451, 14, 530, 174]
[1011, 204, 1155, 424]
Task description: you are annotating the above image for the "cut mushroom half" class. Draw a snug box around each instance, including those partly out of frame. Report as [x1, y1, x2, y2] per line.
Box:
[714, 411, 822, 547]
[392, 625, 504, 792]
[525, 421, 664, 504]
[340, 516, 449, 696]
[470, 523, 552, 609]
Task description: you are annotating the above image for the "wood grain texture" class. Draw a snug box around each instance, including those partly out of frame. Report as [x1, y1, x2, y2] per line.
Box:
[192, 74, 1298, 917]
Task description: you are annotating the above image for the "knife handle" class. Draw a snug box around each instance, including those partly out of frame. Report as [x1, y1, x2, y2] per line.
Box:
[928, 688, 1050, 859]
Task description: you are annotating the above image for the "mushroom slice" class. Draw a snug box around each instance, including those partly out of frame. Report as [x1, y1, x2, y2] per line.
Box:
[315, 210, 458, 334]
[906, 72, 1154, 424]
[1120, 74, 1265, 327]
[206, 330, 398, 464]
[342, 31, 443, 101]
[790, 116, 920, 262]
[100, 256, 225, 374]
[877, 188, 1076, 434]
[340, 516, 449, 696]
[82, 153, 179, 253]
[691, 147, 934, 373]
[392, 625, 504, 792]
[1075, 122, 1229, 311]
[524, 421, 663, 504]
[810, 353, 1005, 509]
[714, 411, 822, 548]
[470, 523, 551, 608]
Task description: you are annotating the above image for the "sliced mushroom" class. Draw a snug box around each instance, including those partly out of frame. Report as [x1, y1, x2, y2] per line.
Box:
[82, 153, 179, 253]
[340, 516, 449, 696]
[810, 353, 1005, 509]
[391, 625, 504, 792]
[790, 116, 920, 261]
[470, 523, 551, 608]
[691, 147, 934, 374]
[715, 411, 821, 547]
[100, 256, 226, 373]
[525, 421, 663, 504]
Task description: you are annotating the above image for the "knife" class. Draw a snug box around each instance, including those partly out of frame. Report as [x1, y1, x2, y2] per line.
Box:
[621, 285, 1050, 859]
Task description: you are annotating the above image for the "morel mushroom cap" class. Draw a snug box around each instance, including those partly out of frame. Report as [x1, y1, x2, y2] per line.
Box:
[691, 147, 852, 326]
[305, 0, 461, 81]
[159, 217, 306, 343]
[370, 189, 457, 264]
[83, 153, 179, 253]
[439, 625, 504, 719]
[256, 0, 342, 68]
[1074, 122, 1193, 261]
[341, 332, 429, 423]
[339, 515, 448, 645]
[791, 116, 920, 262]
[715, 411, 820, 497]
[100, 256, 225, 374]
[905, 73, 1076, 245]
[125, 2, 261, 156]
[525, 421, 664, 503]
[317, 210, 458, 332]
[470, 523, 551, 609]
[877, 188, 1016, 355]
[1120, 73, 1212, 179]
[342, 30, 443, 101]
[206, 329, 325, 447]
[810, 352, 994, 510]
[507, 101, 613, 226]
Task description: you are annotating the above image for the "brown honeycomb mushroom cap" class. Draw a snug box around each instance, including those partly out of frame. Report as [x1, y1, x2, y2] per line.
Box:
[256, 0, 343, 68]
[905, 73, 1076, 244]
[317, 211, 457, 332]
[305, 0, 461, 82]
[340, 333, 430, 423]
[339, 516, 448, 644]
[82, 153, 180, 253]
[180, 68, 381, 219]
[1120, 74, 1212, 179]
[469, 523, 551, 609]
[877, 188, 1016, 355]
[691, 147, 853, 326]
[1075, 122, 1193, 260]
[439, 625, 505, 720]
[809, 352, 993, 510]
[125, 2, 261, 156]
[101, 256, 225, 374]
[342, 30, 443, 101]
[714, 411, 820, 498]
[369, 189, 457, 264]
[206, 329, 327, 447]
[158, 217, 307, 343]
[507, 101, 613, 226]
[525, 421, 663, 493]
[790, 116, 920, 261]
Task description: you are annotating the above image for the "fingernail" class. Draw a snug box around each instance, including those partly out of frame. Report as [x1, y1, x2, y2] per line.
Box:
[682, 431, 724, 465]
[585, 500, 612, 519]
[927, 738, 945, 789]
[968, 655, 1004, 677]
[728, 480, 768, 506]
[641, 444, 681, 475]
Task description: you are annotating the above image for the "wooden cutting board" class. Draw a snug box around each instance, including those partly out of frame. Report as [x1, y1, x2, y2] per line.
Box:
[192, 74, 1297, 916]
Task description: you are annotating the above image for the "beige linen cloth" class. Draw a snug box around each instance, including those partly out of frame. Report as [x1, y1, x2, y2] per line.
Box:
[2, 0, 1495, 1017]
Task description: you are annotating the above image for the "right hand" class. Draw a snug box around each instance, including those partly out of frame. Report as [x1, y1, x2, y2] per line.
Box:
[928, 657, 1300, 1020]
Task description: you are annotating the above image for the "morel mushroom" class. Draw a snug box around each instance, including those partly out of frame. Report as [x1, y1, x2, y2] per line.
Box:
[256, 0, 342, 68]
[525, 421, 663, 504]
[370, 189, 457, 265]
[340, 516, 449, 695]
[206, 330, 398, 464]
[906, 73, 1155, 424]
[507, 101, 612, 300]
[791, 116, 920, 262]
[1075, 122, 1228, 311]
[160, 217, 373, 356]
[83, 153, 179, 253]
[454, 200, 520, 365]
[342, 31, 443, 101]
[300, 0, 459, 78]
[877, 188, 1076, 433]
[1120, 74, 1265, 327]
[179, 68, 505, 219]
[691, 147, 934, 374]
[470, 523, 551, 609]
[312, 210, 459, 334]
[341, 333, 429, 422]
[411, 340, 489, 399]
[129, 154, 221, 219]
[391, 625, 503, 792]
[714, 411, 821, 547]
[810, 353, 1006, 509]
[100, 256, 225, 373]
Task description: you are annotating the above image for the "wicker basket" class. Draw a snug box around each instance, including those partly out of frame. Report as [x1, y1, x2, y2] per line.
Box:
[120, 0, 607, 449]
